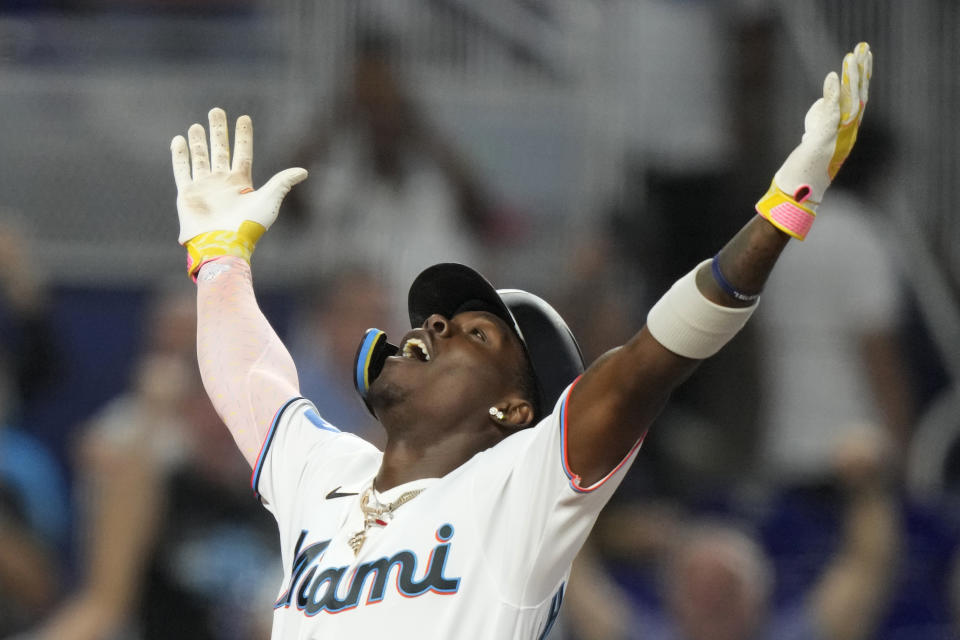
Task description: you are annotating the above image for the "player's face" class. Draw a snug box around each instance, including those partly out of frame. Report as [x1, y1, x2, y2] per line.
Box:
[370, 310, 527, 428]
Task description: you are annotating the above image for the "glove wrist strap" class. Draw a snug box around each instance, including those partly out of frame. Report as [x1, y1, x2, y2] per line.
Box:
[755, 180, 818, 241]
[184, 220, 266, 280]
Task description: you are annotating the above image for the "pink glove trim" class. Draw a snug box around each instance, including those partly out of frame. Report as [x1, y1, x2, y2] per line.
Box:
[769, 201, 815, 239]
[755, 180, 818, 241]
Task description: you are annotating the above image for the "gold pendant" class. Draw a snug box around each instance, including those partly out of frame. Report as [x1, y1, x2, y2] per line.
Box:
[348, 487, 424, 557]
[348, 529, 367, 556]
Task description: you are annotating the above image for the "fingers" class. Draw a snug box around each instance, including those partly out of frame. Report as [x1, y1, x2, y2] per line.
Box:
[232, 115, 253, 183]
[187, 123, 210, 181]
[170, 135, 191, 191]
[839, 52, 857, 122]
[172, 108, 251, 189]
[854, 42, 872, 103]
[839, 42, 872, 123]
[208, 108, 230, 174]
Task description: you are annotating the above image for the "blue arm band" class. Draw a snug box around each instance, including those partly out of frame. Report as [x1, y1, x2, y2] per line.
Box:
[711, 254, 761, 303]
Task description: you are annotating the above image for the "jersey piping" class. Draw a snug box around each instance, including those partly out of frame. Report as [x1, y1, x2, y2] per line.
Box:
[559, 376, 646, 493]
[251, 396, 307, 498]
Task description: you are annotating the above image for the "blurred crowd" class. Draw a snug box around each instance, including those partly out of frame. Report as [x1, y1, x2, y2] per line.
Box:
[0, 8, 957, 640]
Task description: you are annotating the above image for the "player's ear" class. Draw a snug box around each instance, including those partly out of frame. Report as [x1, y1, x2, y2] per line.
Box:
[489, 397, 534, 431]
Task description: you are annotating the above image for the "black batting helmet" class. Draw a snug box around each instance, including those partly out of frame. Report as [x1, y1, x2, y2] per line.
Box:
[354, 263, 584, 418]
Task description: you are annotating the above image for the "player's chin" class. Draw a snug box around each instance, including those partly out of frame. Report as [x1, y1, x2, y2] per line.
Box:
[366, 374, 408, 414]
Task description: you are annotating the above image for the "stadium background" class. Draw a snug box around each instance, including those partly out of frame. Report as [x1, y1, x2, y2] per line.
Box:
[0, 1, 958, 638]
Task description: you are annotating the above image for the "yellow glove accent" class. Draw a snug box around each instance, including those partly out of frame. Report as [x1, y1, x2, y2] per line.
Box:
[828, 43, 871, 179]
[755, 181, 818, 241]
[184, 220, 266, 279]
[828, 103, 863, 180]
[762, 43, 872, 241]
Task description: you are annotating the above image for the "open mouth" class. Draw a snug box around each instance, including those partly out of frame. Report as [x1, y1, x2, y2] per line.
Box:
[401, 337, 431, 362]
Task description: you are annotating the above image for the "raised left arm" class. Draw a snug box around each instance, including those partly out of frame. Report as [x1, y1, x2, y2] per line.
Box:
[567, 43, 873, 486]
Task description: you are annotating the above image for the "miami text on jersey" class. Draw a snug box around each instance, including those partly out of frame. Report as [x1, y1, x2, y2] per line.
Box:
[275, 524, 461, 616]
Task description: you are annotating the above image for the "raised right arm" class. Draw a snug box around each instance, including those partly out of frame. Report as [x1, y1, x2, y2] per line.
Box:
[170, 107, 308, 467]
[196, 257, 299, 466]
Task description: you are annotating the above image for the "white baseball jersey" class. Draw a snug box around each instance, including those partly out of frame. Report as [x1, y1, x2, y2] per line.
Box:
[252, 381, 642, 639]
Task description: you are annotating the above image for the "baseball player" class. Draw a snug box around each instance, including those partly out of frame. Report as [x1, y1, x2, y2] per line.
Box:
[169, 43, 872, 638]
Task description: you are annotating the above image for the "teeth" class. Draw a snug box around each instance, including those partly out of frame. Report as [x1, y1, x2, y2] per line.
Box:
[402, 338, 430, 361]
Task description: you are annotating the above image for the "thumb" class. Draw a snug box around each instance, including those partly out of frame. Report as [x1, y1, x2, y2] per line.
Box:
[822, 71, 840, 109]
[247, 167, 308, 230]
[803, 72, 841, 143]
[261, 167, 308, 197]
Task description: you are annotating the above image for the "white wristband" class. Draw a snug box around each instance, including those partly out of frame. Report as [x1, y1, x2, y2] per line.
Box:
[646, 259, 758, 359]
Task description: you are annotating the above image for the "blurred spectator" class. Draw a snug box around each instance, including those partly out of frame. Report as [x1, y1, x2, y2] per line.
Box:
[755, 123, 913, 487]
[0, 488, 62, 634]
[287, 266, 394, 447]
[0, 366, 68, 634]
[563, 429, 901, 640]
[284, 30, 508, 320]
[25, 286, 278, 640]
[0, 214, 61, 418]
[0, 216, 68, 636]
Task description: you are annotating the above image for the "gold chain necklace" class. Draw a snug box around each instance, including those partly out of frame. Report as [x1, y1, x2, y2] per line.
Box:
[347, 486, 424, 556]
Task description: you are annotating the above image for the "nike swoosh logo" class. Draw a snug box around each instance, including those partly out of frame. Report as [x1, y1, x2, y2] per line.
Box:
[325, 486, 359, 500]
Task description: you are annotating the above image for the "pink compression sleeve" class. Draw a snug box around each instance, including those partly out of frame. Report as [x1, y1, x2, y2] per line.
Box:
[195, 257, 300, 468]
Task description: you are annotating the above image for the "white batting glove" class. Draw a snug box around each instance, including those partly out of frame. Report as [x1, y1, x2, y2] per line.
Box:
[170, 107, 307, 278]
[756, 42, 873, 240]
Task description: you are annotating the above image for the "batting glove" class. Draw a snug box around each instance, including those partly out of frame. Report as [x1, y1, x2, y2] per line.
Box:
[170, 107, 307, 279]
[755, 42, 873, 240]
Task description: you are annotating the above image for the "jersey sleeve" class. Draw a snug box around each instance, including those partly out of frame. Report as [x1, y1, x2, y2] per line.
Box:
[466, 377, 643, 607]
[252, 397, 380, 520]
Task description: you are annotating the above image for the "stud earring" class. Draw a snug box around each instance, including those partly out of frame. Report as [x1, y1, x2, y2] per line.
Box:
[488, 406, 505, 421]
